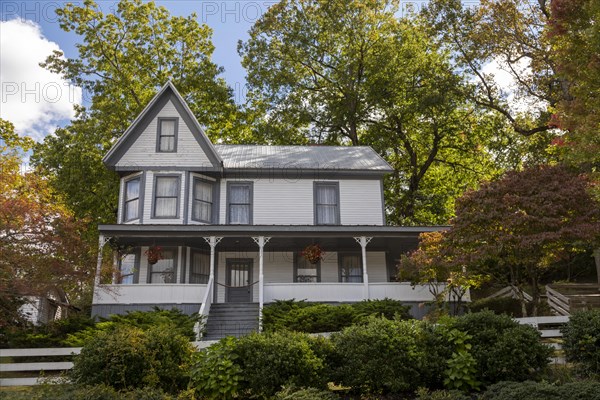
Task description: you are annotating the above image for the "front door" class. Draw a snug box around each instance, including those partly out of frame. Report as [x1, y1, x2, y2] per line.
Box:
[226, 259, 253, 303]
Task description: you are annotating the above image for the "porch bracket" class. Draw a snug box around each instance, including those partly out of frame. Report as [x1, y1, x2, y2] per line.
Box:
[354, 237, 372, 300]
[252, 236, 271, 332]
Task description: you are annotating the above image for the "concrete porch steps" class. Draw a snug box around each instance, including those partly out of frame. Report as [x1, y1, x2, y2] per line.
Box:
[203, 303, 259, 340]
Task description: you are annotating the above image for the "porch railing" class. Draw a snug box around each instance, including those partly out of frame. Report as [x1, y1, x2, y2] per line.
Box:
[196, 277, 214, 339]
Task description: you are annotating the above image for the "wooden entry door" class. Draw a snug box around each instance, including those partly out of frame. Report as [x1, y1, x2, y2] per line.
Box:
[226, 259, 253, 303]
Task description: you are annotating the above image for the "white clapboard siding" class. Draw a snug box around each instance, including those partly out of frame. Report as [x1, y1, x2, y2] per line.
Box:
[339, 180, 383, 225]
[115, 100, 213, 168]
[219, 178, 384, 226]
[366, 252, 388, 283]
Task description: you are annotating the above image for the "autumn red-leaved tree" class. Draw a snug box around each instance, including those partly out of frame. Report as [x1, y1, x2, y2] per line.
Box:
[443, 165, 600, 315]
[0, 120, 96, 329]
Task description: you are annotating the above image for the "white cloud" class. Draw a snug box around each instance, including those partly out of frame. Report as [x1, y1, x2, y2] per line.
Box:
[0, 19, 82, 141]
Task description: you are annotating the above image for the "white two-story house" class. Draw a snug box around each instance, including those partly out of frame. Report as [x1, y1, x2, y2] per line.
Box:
[91, 82, 450, 338]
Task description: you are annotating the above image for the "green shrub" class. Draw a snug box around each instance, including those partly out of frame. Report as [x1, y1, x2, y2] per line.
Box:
[262, 298, 411, 333]
[469, 297, 529, 317]
[274, 386, 339, 400]
[561, 309, 600, 374]
[70, 325, 193, 393]
[447, 311, 552, 385]
[66, 308, 199, 346]
[189, 337, 241, 400]
[481, 381, 600, 400]
[233, 331, 327, 398]
[4, 384, 175, 400]
[351, 298, 412, 320]
[330, 317, 444, 394]
[1, 314, 95, 348]
[414, 388, 472, 400]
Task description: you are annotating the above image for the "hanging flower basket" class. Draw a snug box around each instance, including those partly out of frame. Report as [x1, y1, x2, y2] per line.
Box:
[301, 244, 325, 264]
[145, 245, 163, 265]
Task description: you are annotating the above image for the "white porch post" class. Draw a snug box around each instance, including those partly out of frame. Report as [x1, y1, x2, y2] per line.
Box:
[355, 236, 372, 300]
[94, 235, 110, 288]
[203, 236, 222, 282]
[252, 236, 271, 331]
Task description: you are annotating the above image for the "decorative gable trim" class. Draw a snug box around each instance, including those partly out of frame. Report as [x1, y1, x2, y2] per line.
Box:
[103, 81, 223, 170]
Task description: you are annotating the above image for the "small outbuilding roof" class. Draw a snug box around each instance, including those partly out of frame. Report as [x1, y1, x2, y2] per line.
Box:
[214, 145, 392, 172]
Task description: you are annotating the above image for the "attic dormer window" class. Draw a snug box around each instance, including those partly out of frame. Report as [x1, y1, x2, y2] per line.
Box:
[157, 118, 177, 152]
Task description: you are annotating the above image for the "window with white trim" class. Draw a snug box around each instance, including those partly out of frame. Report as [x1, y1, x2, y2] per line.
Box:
[119, 253, 137, 284]
[295, 254, 320, 283]
[149, 248, 176, 283]
[339, 254, 363, 283]
[227, 182, 252, 224]
[190, 251, 210, 284]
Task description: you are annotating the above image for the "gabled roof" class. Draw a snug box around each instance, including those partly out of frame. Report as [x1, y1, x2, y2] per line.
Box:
[214, 145, 393, 172]
[102, 81, 223, 169]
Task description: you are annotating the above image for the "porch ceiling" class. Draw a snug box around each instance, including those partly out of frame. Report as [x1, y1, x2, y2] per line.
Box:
[98, 224, 445, 253]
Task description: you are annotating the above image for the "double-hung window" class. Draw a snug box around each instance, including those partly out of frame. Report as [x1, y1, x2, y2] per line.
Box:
[315, 182, 340, 225]
[190, 251, 210, 284]
[157, 118, 177, 152]
[154, 176, 180, 218]
[227, 182, 252, 224]
[295, 253, 320, 283]
[119, 252, 138, 284]
[339, 254, 363, 283]
[149, 248, 176, 283]
[192, 178, 213, 223]
[123, 177, 140, 221]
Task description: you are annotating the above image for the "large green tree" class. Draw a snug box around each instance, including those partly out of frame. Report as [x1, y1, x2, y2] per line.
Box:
[33, 0, 249, 226]
[240, 0, 505, 224]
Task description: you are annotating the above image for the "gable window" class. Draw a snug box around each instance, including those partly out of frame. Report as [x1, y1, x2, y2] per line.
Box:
[149, 248, 176, 283]
[192, 178, 213, 223]
[294, 253, 320, 283]
[123, 177, 140, 221]
[190, 251, 210, 284]
[339, 254, 363, 283]
[227, 182, 252, 224]
[153, 176, 180, 218]
[119, 252, 138, 284]
[157, 118, 177, 152]
[315, 182, 340, 225]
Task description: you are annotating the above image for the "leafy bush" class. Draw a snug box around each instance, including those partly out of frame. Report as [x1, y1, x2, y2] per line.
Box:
[233, 331, 327, 397]
[66, 308, 199, 346]
[441, 329, 479, 391]
[70, 325, 193, 393]
[469, 297, 529, 317]
[447, 311, 552, 385]
[1, 314, 95, 348]
[2, 384, 175, 400]
[262, 298, 411, 333]
[330, 317, 445, 394]
[189, 337, 241, 400]
[561, 309, 600, 374]
[274, 386, 339, 400]
[481, 381, 600, 400]
[414, 388, 472, 400]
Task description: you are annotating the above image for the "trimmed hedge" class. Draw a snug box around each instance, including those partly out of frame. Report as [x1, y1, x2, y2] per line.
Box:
[330, 318, 449, 394]
[262, 298, 411, 333]
[481, 381, 600, 400]
[70, 325, 193, 393]
[446, 311, 552, 385]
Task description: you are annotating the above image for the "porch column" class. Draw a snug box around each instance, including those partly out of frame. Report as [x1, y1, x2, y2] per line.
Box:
[354, 236, 372, 300]
[94, 235, 111, 288]
[203, 236, 222, 283]
[252, 236, 271, 331]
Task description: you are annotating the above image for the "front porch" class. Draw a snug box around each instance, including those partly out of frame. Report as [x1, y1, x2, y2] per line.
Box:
[91, 225, 455, 327]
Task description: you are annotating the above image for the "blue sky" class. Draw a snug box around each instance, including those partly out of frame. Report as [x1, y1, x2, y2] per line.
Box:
[1, 0, 282, 139]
